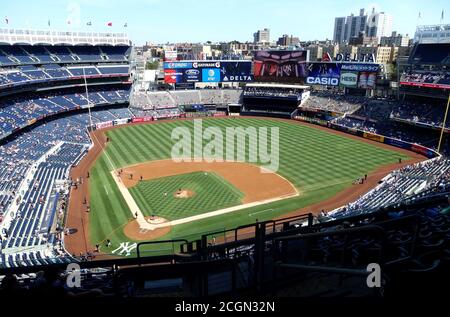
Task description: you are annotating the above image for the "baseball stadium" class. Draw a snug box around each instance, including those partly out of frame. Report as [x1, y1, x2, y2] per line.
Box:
[0, 24, 449, 300]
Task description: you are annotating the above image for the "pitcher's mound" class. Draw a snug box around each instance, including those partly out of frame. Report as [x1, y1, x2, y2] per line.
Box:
[174, 189, 195, 199]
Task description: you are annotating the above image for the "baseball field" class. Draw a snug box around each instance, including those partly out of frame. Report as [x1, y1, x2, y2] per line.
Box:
[64, 117, 423, 258]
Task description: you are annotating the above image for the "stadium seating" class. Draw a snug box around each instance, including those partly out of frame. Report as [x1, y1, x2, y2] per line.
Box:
[0, 45, 130, 66]
[0, 65, 129, 90]
[0, 88, 130, 138]
[409, 43, 450, 65]
[130, 89, 242, 118]
[332, 157, 450, 218]
[0, 106, 135, 268]
[301, 90, 367, 114]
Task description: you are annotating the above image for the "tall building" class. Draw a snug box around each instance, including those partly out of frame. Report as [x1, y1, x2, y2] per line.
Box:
[253, 28, 270, 44]
[333, 17, 347, 43]
[334, 9, 367, 43]
[333, 8, 392, 44]
[365, 10, 393, 40]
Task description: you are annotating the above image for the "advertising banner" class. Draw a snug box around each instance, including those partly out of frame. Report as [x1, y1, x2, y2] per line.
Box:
[305, 62, 341, 86]
[340, 63, 380, 72]
[339, 71, 359, 87]
[358, 72, 377, 89]
[163, 62, 193, 69]
[132, 117, 153, 123]
[220, 61, 253, 82]
[411, 144, 435, 158]
[202, 68, 221, 82]
[363, 132, 385, 143]
[400, 81, 450, 90]
[96, 121, 113, 130]
[164, 61, 252, 84]
[384, 138, 412, 150]
[113, 118, 129, 126]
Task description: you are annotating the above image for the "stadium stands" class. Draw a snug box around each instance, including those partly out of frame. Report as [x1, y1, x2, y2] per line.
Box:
[0, 41, 132, 268]
[0, 45, 131, 66]
[408, 43, 450, 65]
[332, 157, 450, 218]
[0, 65, 129, 90]
[0, 106, 134, 268]
[129, 89, 242, 116]
[0, 88, 130, 139]
[301, 90, 367, 114]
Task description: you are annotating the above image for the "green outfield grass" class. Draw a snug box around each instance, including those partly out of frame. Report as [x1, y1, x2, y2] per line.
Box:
[129, 171, 244, 220]
[88, 117, 411, 256]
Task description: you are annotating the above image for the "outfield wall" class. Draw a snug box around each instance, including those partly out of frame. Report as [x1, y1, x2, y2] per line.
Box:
[294, 116, 440, 159]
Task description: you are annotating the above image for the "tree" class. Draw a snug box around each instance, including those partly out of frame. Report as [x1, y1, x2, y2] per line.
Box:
[146, 61, 160, 70]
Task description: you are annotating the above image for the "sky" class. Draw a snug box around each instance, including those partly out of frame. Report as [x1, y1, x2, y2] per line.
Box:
[1, 0, 449, 45]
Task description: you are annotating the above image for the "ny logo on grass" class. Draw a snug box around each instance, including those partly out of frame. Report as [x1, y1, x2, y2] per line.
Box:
[112, 242, 137, 257]
[171, 119, 280, 173]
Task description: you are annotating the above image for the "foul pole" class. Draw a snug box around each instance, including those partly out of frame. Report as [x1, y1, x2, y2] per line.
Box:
[437, 94, 450, 153]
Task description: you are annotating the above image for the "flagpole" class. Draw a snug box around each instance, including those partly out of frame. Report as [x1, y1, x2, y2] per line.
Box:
[437, 94, 450, 154]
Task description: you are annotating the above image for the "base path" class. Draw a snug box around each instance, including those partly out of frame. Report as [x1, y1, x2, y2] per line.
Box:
[113, 160, 299, 231]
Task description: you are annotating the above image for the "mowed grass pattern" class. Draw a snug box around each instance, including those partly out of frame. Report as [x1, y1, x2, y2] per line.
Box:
[129, 172, 244, 220]
[89, 118, 411, 248]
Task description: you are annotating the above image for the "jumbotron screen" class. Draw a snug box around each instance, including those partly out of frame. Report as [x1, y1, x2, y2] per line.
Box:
[253, 50, 308, 83]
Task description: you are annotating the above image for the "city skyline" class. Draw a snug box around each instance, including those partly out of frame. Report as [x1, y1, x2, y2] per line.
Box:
[1, 0, 448, 45]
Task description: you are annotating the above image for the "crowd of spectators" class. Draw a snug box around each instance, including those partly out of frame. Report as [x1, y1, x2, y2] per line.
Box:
[243, 87, 302, 99]
[0, 106, 134, 267]
[401, 71, 450, 86]
[332, 157, 450, 218]
[0, 87, 130, 138]
[391, 100, 449, 128]
[301, 90, 368, 114]
[130, 89, 243, 114]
